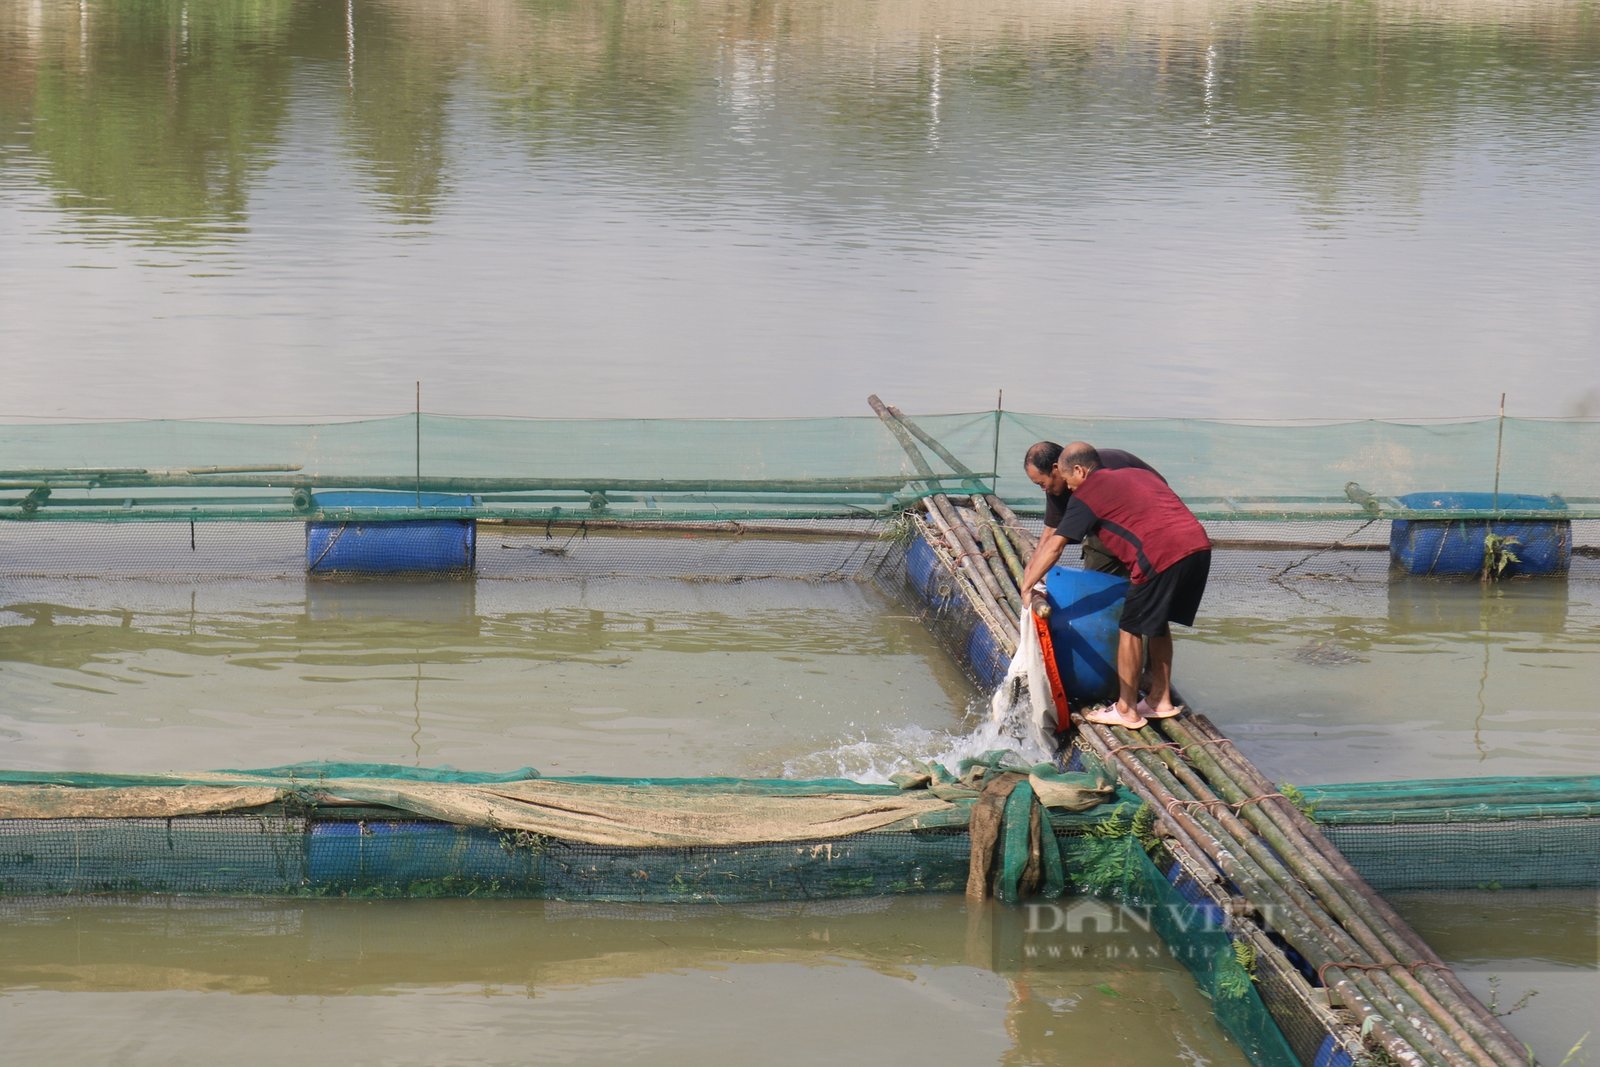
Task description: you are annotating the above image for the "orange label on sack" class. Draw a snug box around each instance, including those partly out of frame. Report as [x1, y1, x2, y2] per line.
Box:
[1031, 610, 1072, 733]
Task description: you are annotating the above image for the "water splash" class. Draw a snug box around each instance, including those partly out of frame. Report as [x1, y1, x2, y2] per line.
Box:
[783, 698, 1055, 784]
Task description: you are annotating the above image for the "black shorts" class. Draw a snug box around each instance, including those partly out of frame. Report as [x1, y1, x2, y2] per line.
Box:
[1120, 550, 1211, 637]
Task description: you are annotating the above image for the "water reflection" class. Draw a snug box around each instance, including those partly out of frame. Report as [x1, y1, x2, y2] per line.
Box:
[3, 0, 1595, 235]
[1385, 575, 1570, 634]
[3, 0, 295, 241]
[3, 0, 1596, 419]
[0, 895, 1254, 1067]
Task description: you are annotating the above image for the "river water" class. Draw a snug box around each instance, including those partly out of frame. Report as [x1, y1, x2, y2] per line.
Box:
[1, 0, 1597, 420]
[1, 1, 1597, 1064]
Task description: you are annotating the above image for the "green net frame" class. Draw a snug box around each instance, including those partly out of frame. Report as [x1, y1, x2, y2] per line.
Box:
[2, 413, 1595, 525]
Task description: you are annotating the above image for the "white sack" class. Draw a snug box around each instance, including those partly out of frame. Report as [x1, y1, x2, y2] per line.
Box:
[988, 608, 1060, 759]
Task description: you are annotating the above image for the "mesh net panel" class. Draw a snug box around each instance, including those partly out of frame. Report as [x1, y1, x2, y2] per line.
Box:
[3, 413, 1596, 528]
[0, 520, 896, 580]
[0, 804, 1128, 902]
[1303, 776, 1600, 891]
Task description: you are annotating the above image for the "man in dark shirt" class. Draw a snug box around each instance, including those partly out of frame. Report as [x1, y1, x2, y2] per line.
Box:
[1050, 444, 1211, 730]
[1019, 440, 1163, 581]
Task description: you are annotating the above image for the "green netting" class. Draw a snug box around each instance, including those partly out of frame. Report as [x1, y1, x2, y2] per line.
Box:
[30, 764, 1562, 1067]
[2, 413, 1596, 523]
[0, 761, 1143, 894]
[1303, 774, 1600, 822]
[0, 415, 990, 523]
[992, 413, 1600, 520]
[1303, 775, 1600, 891]
[0, 769, 1297, 1066]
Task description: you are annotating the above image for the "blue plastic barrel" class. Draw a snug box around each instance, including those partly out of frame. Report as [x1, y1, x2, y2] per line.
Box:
[307, 490, 476, 575]
[903, 535, 956, 608]
[965, 620, 1008, 692]
[1388, 492, 1570, 577]
[307, 820, 535, 891]
[1042, 566, 1128, 704]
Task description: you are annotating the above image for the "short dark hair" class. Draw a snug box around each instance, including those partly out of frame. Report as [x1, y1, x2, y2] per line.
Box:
[1024, 441, 1063, 474]
[1058, 443, 1101, 472]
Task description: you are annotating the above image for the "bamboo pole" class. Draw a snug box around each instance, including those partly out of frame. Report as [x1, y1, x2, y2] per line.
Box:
[1139, 726, 1497, 1067]
[985, 494, 1041, 568]
[1075, 716, 1484, 1067]
[877, 399, 1040, 595]
[933, 497, 1013, 619]
[1126, 729, 1488, 1067]
[1156, 718, 1513, 1066]
[970, 512, 1024, 617]
[973, 495, 1027, 588]
[884, 404, 984, 485]
[1171, 712, 1531, 1065]
[881, 402, 1037, 558]
[1073, 722, 1439, 1067]
[921, 501, 1019, 650]
[870, 395, 1020, 649]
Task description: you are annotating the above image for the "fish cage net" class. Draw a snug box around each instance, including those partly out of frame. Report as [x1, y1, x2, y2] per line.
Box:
[0, 765, 1141, 905]
[2, 413, 1596, 593]
[1, 413, 1594, 524]
[0, 814, 972, 901]
[0, 767, 1302, 1067]
[1300, 776, 1600, 892]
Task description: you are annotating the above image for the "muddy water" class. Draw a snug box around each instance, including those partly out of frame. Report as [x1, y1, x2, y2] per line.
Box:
[0, 575, 976, 777]
[1180, 553, 1599, 785]
[0, 561, 1595, 1063]
[0, 896, 1254, 1066]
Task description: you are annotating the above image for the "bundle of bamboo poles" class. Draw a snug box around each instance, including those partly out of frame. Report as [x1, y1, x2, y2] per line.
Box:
[866, 397, 1531, 1067]
[866, 396, 1032, 656]
[1076, 709, 1531, 1067]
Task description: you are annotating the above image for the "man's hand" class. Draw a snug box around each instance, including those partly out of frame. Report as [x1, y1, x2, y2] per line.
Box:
[1020, 529, 1069, 609]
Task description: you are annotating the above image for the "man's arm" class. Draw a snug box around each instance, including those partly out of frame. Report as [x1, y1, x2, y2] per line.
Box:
[1020, 529, 1068, 608]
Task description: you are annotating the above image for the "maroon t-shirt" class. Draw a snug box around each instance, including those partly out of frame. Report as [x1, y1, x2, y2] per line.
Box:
[1041, 448, 1163, 528]
[1056, 468, 1210, 583]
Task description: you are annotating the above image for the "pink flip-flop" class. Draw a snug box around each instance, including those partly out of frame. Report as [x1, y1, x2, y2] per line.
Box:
[1137, 699, 1184, 720]
[1081, 706, 1147, 729]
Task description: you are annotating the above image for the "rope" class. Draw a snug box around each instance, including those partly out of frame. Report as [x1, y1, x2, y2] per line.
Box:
[1162, 792, 1288, 817]
[307, 522, 347, 571]
[1107, 742, 1187, 759]
[1181, 738, 1236, 754]
[1270, 517, 1381, 580]
[1316, 960, 1453, 986]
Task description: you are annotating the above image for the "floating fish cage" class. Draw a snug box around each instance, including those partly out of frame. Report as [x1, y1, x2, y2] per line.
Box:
[3, 411, 1597, 1067]
[1, 516, 1595, 1067]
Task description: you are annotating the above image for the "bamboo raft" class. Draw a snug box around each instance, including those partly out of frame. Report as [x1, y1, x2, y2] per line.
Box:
[868, 397, 1534, 1067]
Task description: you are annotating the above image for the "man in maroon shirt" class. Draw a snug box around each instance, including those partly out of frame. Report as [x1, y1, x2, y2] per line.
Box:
[1023, 442, 1211, 730]
[1019, 440, 1164, 580]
